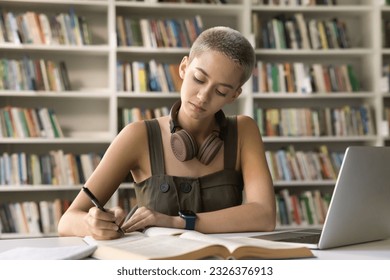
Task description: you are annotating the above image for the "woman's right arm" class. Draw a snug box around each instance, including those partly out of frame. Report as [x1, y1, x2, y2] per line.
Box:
[57, 121, 148, 239]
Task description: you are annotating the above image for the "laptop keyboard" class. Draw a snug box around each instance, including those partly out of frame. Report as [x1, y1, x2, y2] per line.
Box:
[253, 228, 322, 244]
[279, 233, 321, 244]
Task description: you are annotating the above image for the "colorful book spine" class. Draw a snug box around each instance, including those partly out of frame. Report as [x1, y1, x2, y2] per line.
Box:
[0, 106, 64, 138]
[115, 16, 203, 48]
[0, 150, 103, 186]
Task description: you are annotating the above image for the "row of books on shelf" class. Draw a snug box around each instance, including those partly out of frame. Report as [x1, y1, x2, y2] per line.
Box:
[0, 57, 71, 91]
[0, 106, 63, 139]
[276, 188, 331, 227]
[116, 15, 203, 48]
[0, 192, 137, 235]
[266, 145, 344, 182]
[0, 150, 102, 186]
[0, 199, 70, 234]
[117, 60, 182, 93]
[255, 105, 375, 137]
[252, 61, 360, 94]
[252, 13, 349, 50]
[253, 0, 337, 5]
[119, 106, 169, 128]
[0, 8, 92, 45]
[253, 13, 350, 50]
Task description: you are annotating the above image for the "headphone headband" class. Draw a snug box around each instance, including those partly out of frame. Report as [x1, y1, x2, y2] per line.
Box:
[169, 100, 182, 133]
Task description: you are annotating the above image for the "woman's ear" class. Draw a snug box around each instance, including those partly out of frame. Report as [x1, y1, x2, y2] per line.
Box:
[230, 87, 242, 102]
[179, 56, 188, 79]
[235, 87, 242, 97]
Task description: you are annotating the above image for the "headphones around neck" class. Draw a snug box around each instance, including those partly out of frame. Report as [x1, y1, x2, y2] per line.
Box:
[169, 100, 227, 165]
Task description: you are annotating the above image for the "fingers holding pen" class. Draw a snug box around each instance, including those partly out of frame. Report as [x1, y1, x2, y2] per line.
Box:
[85, 207, 124, 240]
[110, 206, 127, 227]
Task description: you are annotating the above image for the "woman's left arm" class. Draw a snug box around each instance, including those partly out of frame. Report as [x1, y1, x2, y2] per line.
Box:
[192, 115, 276, 233]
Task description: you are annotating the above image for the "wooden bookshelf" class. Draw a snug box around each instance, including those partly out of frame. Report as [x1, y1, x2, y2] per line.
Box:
[0, 0, 388, 237]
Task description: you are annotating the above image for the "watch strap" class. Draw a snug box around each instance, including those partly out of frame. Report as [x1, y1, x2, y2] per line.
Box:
[185, 216, 196, 230]
[179, 210, 196, 230]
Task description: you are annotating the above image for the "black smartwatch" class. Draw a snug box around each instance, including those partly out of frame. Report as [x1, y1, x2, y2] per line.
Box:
[178, 210, 197, 230]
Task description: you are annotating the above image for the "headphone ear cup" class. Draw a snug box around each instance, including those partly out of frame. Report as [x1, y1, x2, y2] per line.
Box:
[171, 129, 198, 162]
[197, 133, 223, 165]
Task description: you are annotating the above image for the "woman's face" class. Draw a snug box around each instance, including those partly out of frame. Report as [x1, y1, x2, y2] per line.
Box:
[178, 50, 243, 121]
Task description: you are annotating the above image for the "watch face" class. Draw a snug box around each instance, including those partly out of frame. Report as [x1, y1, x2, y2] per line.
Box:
[180, 210, 196, 217]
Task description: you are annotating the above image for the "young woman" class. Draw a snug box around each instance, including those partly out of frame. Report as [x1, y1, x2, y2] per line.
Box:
[58, 26, 276, 240]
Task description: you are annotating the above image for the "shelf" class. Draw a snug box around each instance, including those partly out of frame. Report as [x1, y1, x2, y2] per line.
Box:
[115, 1, 244, 13]
[273, 180, 336, 187]
[0, 185, 82, 192]
[0, 44, 110, 54]
[262, 136, 378, 143]
[255, 49, 373, 56]
[117, 46, 190, 55]
[0, 90, 111, 98]
[253, 92, 374, 99]
[251, 5, 372, 13]
[0, 0, 109, 11]
[116, 92, 180, 98]
[0, 232, 57, 239]
[0, 182, 134, 193]
[0, 139, 111, 144]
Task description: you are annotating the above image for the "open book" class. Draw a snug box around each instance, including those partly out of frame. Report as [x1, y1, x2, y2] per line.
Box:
[83, 227, 314, 260]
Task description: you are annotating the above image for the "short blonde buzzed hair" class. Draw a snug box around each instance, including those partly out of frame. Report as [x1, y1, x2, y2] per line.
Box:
[189, 26, 255, 86]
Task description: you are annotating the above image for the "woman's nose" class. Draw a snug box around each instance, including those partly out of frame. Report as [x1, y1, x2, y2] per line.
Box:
[197, 87, 211, 102]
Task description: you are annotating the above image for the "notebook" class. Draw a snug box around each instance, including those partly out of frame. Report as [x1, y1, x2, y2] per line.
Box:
[255, 146, 390, 249]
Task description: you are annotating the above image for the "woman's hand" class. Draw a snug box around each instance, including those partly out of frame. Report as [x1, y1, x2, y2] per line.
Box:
[84, 206, 126, 240]
[121, 206, 175, 233]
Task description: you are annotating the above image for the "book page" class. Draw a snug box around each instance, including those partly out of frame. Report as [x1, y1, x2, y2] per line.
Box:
[181, 231, 312, 250]
[180, 231, 245, 253]
[83, 227, 189, 247]
[90, 235, 228, 260]
[83, 230, 146, 247]
[143, 227, 190, 237]
[229, 236, 312, 249]
[179, 231, 314, 259]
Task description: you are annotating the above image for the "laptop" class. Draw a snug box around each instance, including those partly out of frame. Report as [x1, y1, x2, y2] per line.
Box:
[255, 146, 390, 249]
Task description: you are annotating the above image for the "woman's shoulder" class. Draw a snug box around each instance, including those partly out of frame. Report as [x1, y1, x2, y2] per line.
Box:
[119, 116, 169, 137]
[234, 114, 258, 128]
[119, 119, 147, 136]
[233, 114, 262, 139]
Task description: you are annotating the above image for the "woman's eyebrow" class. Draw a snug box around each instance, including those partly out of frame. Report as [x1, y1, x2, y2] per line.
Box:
[195, 67, 234, 89]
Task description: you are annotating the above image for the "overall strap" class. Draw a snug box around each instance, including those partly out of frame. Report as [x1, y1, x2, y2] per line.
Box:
[223, 116, 238, 170]
[145, 119, 165, 175]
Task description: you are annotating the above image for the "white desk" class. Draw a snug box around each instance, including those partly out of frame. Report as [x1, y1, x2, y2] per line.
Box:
[1, 234, 390, 260]
[0, 236, 86, 252]
[212, 232, 390, 260]
[311, 239, 390, 260]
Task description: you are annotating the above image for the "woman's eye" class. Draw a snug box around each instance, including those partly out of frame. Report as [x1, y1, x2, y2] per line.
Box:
[193, 77, 204, 83]
[216, 90, 227, 97]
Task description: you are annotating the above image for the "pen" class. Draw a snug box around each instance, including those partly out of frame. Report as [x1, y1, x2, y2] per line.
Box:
[82, 186, 125, 235]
